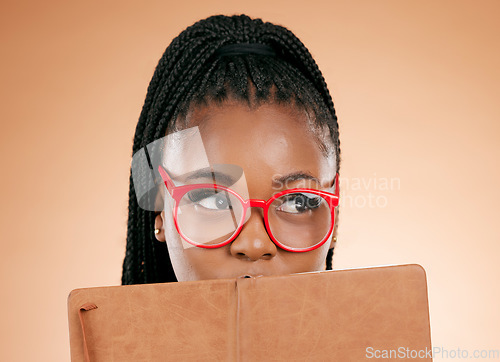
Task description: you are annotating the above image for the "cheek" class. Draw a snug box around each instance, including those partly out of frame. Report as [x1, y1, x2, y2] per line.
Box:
[162, 205, 229, 281]
[182, 247, 231, 280]
[161, 201, 199, 281]
[162, 216, 190, 280]
[289, 236, 332, 272]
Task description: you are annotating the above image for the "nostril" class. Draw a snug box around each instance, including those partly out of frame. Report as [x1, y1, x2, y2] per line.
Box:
[243, 275, 252, 279]
[236, 252, 273, 260]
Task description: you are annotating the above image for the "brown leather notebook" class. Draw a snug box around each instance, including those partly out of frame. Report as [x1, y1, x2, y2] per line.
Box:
[67, 264, 432, 361]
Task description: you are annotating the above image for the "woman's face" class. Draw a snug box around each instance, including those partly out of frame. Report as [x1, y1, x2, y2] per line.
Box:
[155, 100, 337, 281]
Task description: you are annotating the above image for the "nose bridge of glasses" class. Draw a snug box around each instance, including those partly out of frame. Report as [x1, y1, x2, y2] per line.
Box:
[247, 199, 267, 209]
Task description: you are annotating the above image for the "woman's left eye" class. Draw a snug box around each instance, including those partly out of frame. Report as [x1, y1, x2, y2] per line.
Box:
[198, 193, 230, 210]
[186, 189, 231, 211]
[276, 193, 322, 214]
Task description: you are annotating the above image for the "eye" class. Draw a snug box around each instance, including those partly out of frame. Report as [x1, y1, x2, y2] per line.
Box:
[276, 193, 322, 214]
[187, 189, 231, 210]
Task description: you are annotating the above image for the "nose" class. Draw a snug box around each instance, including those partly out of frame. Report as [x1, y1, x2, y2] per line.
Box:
[230, 209, 277, 261]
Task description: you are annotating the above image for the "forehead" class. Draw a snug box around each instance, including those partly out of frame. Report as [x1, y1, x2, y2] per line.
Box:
[169, 101, 335, 195]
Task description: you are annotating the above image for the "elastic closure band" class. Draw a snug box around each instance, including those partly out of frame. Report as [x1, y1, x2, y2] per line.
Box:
[79, 302, 98, 362]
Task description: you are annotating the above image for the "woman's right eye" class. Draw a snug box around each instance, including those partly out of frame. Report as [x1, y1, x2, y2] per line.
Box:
[275, 193, 322, 214]
[187, 189, 231, 210]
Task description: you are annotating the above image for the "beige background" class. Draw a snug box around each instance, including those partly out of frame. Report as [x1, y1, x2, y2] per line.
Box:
[1, 0, 498, 361]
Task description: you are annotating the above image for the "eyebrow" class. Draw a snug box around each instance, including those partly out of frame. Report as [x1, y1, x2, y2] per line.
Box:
[184, 169, 320, 187]
[185, 168, 236, 186]
[272, 172, 321, 186]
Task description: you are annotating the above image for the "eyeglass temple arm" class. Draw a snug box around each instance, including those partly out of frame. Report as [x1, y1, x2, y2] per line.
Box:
[157, 165, 175, 195]
[333, 173, 340, 206]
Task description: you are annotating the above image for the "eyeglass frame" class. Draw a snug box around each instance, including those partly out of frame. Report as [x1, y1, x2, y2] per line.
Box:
[158, 165, 340, 252]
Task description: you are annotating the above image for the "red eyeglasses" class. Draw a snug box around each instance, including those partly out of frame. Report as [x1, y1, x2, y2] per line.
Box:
[158, 165, 339, 252]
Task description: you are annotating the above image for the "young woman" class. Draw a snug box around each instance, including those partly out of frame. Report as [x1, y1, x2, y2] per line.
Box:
[122, 14, 341, 284]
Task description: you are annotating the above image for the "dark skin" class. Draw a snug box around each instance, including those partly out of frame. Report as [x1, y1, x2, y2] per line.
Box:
[154, 100, 338, 281]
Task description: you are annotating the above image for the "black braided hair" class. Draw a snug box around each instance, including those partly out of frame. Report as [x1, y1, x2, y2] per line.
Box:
[122, 14, 341, 285]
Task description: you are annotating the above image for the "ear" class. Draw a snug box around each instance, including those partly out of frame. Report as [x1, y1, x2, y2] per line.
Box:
[329, 206, 339, 249]
[154, 211, 166, 242]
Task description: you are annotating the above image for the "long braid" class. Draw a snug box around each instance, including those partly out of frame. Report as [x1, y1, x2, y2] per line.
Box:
[326, 248, 334, 270]
[122, 14, 341, 285]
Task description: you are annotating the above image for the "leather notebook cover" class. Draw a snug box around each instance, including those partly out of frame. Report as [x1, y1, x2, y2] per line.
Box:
[67, 264, 432, 361]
